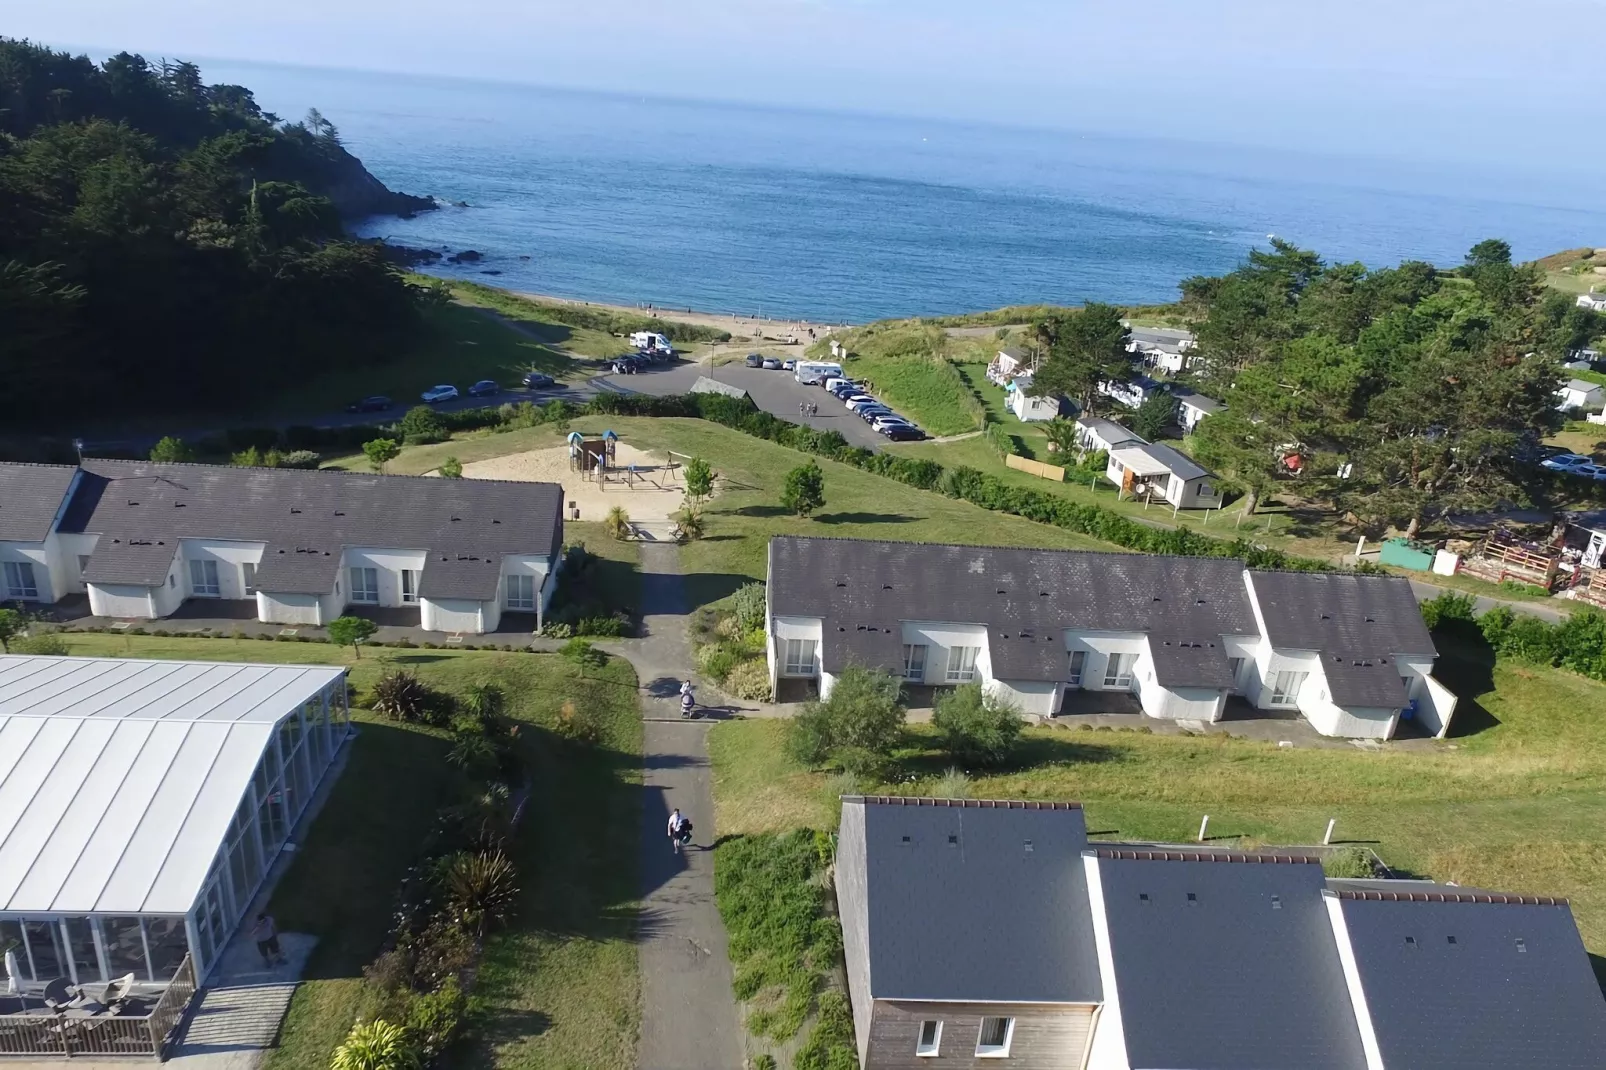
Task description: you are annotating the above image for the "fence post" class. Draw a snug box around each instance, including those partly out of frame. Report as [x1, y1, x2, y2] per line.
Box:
[1324, 818, 1337, 846]
[1197, 814, 1210, 842]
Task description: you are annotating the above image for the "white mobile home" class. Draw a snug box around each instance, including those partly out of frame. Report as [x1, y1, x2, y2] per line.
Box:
[1105, 443, 1220, 510]
[795, 361, 844, 385]
[1556, 378, 1605, 412]
[1005, 373, 1062, 422]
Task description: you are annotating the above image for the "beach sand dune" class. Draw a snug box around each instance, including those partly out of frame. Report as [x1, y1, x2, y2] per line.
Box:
[461, 442, 689, 522]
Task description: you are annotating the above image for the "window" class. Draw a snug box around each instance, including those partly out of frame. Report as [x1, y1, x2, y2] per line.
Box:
[401, 569, 421, 604]
[902, 643, 928, 681]
[1103, 651, 1135, 689]
[783, 638, 818, 676]
[77, 554, 92, 578]
[350, 567, 379, 604]
[243, 562, 258, 596]
[976, 1017, 1014, 1057]
[3, 560, 39, 599]
[506, 573, 534, 610]
[916, 1020, 942, 1057]
[1067, 649, 1087, 686]
[1270, 670, 1308, 706]
[945, 645, 979, 682]
[189, 558, 220, 596]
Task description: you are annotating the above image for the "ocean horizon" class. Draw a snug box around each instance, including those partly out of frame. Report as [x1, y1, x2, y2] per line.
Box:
[197, 57, 1606, 323]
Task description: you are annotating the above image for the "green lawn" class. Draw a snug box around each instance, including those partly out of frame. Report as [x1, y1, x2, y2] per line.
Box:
[708, 634, 1606, 973]
[51, 634, 644, 1070]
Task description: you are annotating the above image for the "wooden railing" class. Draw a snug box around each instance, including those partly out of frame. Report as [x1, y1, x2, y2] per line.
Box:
[0, 955, 196, 1060]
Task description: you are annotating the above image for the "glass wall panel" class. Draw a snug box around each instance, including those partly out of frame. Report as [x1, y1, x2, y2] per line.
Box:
[0, 920, 24, 979]
[24, 919, 64, 981]
[259, 786, 288, 855]
[145, 917, 188, 981]
[102, 917, 147, 978]
[63, 917, 101, 985]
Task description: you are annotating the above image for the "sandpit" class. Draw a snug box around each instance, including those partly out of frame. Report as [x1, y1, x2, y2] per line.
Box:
[461, 442, 689, 522]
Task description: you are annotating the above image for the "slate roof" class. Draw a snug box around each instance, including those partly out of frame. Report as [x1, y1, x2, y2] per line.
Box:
[1089, 850, 1368, 1070]
[0, 463, 78, 543]
[1172, 387, 1225, 414]
[1563, 378, 1602, 394]
[1327, 888, 1606, 1070]
[767, 537, 1257, 684]
[1249, 572, 1435, 707]
[846, 797, 1102, 1003]
[52, 460, 563, 600]
[1110, 442, 1211, 481]
[1074, 416, 1146, 448]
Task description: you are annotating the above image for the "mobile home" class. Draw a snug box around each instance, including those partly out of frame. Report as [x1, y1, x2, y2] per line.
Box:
[796, 361, 845, 385]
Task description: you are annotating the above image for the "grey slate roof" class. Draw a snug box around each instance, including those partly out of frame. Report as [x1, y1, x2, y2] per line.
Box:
[0, 464, 78, 543]
[1075, 417, 1146, 448]
[1563, 378, 1601, 394]
[55, 460, 563, 599]
[1249, 572, 1435, 707]
[767, 537, 1258, 684]
[847, 797, 1102, 1003]
[1328, 888, 1606, 1070]
[1147, 636, 1235, 688]
[1090, 850, 1368, 1070]
[1172, 387, 1224, 414]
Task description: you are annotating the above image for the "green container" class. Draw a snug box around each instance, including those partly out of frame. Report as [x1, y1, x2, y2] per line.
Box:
[1380, 536, 1435, 571]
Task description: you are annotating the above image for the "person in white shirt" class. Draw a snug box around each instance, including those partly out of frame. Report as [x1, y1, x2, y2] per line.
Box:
[667, 808, 692, 852]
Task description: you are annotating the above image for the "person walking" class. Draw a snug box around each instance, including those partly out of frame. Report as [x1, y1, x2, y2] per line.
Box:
[251, 912, 286, 967]
[668, 808, 693, 853]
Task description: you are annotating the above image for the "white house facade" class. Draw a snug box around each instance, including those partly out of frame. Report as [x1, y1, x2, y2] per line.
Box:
[1005, 373, 1062, 422]
[1172, 388, 1224, 432]
[1074, 417, 1144, 455]
[765, 537, 1455, 741]
[1106, 443, 1220, 510]
[1556, 378, 1605, 412]
[0, 460, 565, 634]
[1576, 291, 1606, 312]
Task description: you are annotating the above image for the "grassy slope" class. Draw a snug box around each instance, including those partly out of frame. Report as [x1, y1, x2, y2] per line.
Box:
[709, 635, 1606, 966]
[51, 634, 643, 1070]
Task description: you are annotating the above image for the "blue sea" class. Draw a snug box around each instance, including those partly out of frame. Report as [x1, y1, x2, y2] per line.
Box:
[211, 60, 1606, 323]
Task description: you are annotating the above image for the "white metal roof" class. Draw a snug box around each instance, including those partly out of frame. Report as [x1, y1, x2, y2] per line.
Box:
[0, 656, 345, 915]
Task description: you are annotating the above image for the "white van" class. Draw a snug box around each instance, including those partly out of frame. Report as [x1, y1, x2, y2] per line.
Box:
[795, 361, 844, 385]
[629, 331, 673, 352]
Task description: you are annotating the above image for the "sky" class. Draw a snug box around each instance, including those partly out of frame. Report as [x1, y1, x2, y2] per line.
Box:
[12, 0, 1606, 166]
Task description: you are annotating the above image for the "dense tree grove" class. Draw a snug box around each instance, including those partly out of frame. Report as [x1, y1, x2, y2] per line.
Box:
[0, 40, 427, 425]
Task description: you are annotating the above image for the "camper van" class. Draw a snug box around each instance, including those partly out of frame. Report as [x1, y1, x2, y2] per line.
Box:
[629, 331, 673, 353]
[795, 361, 844, 385]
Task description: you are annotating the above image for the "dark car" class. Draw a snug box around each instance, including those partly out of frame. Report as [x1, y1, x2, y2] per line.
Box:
[468, 379, 500, 397]
[345, 395, 393, 413]
[744, 353, 764, 368]
[857, 405, 894, 421]
[882, 425, 926, 441]
[521, 371, 556, 389]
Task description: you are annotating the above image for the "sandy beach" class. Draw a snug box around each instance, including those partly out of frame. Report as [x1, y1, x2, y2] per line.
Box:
[512, 289, 856, 344]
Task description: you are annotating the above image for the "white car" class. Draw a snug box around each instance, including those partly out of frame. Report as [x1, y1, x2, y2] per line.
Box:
[1576, 464, 1606, 481]
[1542, 453, 1592, 471]
[844, 394, 880, 412]
[872, 414, 914, 433]
[421, 384, 459, 403]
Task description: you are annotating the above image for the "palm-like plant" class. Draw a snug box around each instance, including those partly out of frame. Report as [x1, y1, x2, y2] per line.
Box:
[372, 670, 432, 722]
[330, 1020, 419, 1070]
[462, 683, 505, 725]
[439, 849, 520, 934]
[603, 505, 632, 540]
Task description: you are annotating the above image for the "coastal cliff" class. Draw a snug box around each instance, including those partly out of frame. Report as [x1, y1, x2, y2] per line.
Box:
[294, 140, 437, 220]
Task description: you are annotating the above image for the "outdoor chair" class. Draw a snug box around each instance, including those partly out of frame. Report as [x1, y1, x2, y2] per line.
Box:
[41, 977, 73, 1010]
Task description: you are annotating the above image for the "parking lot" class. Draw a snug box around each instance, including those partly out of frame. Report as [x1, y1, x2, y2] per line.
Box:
[597, 360, 890, 450]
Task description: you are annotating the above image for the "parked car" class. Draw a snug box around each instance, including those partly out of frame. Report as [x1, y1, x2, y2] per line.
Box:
[761, 357, 782, 370]
[611, 357, 642, 375]
[468, 379, 499, 397]
[782, 360, 796, 371]
[857, 405, 894, 421]
[745, 353, 764, 368]
[521, 371, 556, 389]
[1542, 453, 1593, 472]
[1577, 463, 1606, 481]
[421, 384, 459, 403]
[872, 414, 913, 432]
[345, 395, 393, 413]
[845, 395, 881, 412]
[881, 424, 926, 441]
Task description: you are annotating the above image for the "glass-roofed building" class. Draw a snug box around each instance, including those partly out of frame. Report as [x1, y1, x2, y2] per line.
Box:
[0, 655, 350, 991]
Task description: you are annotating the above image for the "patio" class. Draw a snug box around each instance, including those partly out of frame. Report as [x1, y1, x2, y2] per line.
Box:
[0, 959, 195, 1058]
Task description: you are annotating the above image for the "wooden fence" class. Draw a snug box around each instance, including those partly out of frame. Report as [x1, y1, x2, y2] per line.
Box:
[1005, 454, 1066, 482]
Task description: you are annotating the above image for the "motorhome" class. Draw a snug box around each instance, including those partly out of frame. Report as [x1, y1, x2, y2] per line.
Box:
[629, 331, 673, 353]
[795, 361, 844, 385]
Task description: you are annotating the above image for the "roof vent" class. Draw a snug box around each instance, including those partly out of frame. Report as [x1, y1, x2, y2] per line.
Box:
[127, 500, 139, 506]
[173, 501, 185, 507]
[1447, 935, 1457, 945]
[882, 583, 893, 590]
[493, 519, 501, 524]
[996, 588, 1006, 594]
[1040, 591, 1049, 597]
[451, 515, 461, 522]
[289, 507, 301, 514]
[1365, 616, 1376, 623]
[900, 835, 911, 844]
[1139, 893, 1150, 903]
[1405, 936, 1417, 947]
[1152, 596, 1162, 602]
[1023, 840, 1034, 853]
[947, 835, 959, 846]
[835, 581, 847, 587]
[1186, 892, 1198, 904]
[1516, 939, 1527, 953]
[1320, 613, 1331, 620]
[1271, 895, 1282, 910]
[333, 510, 344, 516]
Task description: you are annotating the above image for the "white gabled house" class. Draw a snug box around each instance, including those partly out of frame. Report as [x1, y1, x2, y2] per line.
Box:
[1098, 375, 1166, 410]
[1125, 327, 1197, 375]
[1171, 388, 1224, 432]
[764, 537, 1456, 740]
[0, 459, 565, 634]
[1576, 291, 1606, 312]
[1556, 378, 1605, 412]
[1074, 417, 1145, 455]
[1005, 372, 1062, 422]
[1105, 443, 1220, 510]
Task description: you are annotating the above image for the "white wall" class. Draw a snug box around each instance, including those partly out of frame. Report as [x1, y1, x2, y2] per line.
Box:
[899, 621, 989, 685]
[151, 551, 185, 617]
[1138, 679, 1227, 721]
[501, 553, 552, 612]
[0, 541, 55, 603]
[771, 616, 824, 684]
[1082, 856, 1132, 1070]
[343, 547, 429, 608]
[422, 597, 487, 634]
[1009, 390, 1059, 422]
[1408, 670, 1459, 739]
[88, 582, 156, 619]
[1171, 476, 1221, 510]
[180, 539, 266, 601]
[1067, 632, 1148, 692]
[986, 678, 1060, 716]
[819, 669, 839, 700]
[258, 591, 324, 626]
[56, 532, 100, 596]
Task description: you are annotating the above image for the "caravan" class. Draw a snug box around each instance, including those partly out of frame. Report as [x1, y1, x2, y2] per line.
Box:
[629, 331, 673, 353]
[794, 360, 844, 385]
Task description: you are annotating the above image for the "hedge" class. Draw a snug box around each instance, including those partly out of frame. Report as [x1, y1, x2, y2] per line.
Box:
[1421, 591, 1606, 681]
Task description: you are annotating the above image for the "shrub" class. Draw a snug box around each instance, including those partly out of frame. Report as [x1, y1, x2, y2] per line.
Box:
[11, 632, 69, 656]
[781, 459, 827, 517]
[372, 670, 451, 724]
[553, 699, 605, 744]
[327, 615, 379, 657]
[0, 608, 26, 652]
[576, 614, 630, 637]
[1418, 591, 1476, 631]
[363, 438, 401, 472]
[149, 436, 193, 463]
[560, 637, 608, 672]
[672, 503, 705, 540]
[438, 455, 463, 479]
[540, 621, 573, 639]
[731, 582, 768, 633]
[330, 1020, 419, 1070]
[402, 978, 468, 1061]
[280, 449, 321, 469]
[786, 665, 905, 771]
[438, 850, 519, 934]
[400, 405, 446, 441]
[603, 505, 632, 540]
[794, 989, 858, 1070]
[724, 658, 773, 701]
[985, 421, 1019, 458]
[933, 767, 973, 799]
[932, 682, 1024, 766]
[684, 456, 715, 503]
[1322, 846, 1382, 879]
[1132, 390, 1179, 440]
[696, 644, 741, 682]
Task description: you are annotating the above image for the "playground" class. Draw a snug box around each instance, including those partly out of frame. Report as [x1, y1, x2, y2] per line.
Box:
[460, 431, 695, 522]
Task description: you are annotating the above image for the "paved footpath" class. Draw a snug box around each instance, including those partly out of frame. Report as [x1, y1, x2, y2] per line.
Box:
[633, 542, 745, 1070]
